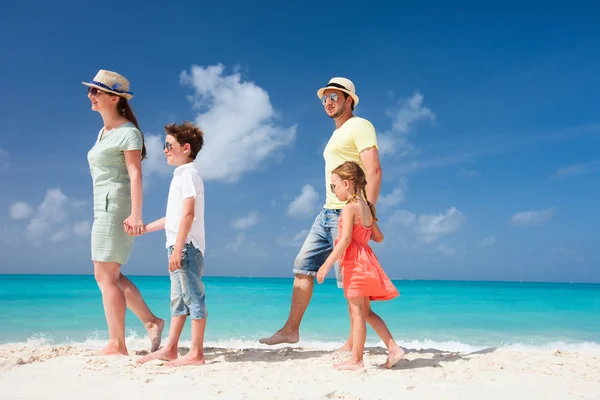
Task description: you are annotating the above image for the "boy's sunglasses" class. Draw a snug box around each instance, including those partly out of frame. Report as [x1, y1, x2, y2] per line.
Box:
[163, 142, 174, 151]
[321, 92, 339, 105]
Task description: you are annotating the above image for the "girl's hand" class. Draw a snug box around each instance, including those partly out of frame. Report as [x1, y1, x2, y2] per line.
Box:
[124, 214, 144, 236]
[317, 265, 331, 284]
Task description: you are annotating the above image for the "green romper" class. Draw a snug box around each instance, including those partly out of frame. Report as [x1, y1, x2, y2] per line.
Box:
[87, 121, 143, 265]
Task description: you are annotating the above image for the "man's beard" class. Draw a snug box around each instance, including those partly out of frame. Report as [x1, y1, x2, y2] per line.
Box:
[328, 103, 346, 119]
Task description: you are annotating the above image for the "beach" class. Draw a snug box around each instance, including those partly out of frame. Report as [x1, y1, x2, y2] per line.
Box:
[1, 343, 599, 399]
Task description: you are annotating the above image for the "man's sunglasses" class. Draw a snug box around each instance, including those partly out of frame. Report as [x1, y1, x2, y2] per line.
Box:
[321, 92, 339, 105]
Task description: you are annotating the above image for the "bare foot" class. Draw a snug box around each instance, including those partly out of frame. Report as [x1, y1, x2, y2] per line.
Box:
[165, 353, 205, 367]
[259, 329, 299, 345]
[334, 359, 364, 370]
[147, 319, 165, 353]
[95, 343, 128, 356]
[384, 348, 405, 369]
[137, 346, 178, 364]
[334, 342, 352, 354]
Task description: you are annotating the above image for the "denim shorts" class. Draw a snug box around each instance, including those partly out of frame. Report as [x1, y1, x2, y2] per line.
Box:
[168, 242, 207, 320]
[292, 208, 343, 288]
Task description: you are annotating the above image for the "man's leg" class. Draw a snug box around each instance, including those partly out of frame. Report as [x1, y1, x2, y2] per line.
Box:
[260, 210, 331, 345]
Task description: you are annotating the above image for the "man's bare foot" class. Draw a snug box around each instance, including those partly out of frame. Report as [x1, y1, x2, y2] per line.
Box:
[384, 348, 405, 369]
[334, 359, 364, 370]
[95, 342, 128, 356]
[137, 346, 178, 364]
[258, 329, 299, 345]
[146, 319, 165, 353]
[165, 353, 205, 367]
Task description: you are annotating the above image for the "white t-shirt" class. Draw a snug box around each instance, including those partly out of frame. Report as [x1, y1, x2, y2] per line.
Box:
[165, 162, 205, 255]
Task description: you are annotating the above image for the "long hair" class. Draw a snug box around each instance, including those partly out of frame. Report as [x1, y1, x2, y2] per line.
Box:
[332, 161, 377, 221]
[118, 97, 147, 160]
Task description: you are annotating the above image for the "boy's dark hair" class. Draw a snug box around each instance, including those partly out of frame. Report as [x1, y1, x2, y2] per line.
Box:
[164, 121, 204, 160]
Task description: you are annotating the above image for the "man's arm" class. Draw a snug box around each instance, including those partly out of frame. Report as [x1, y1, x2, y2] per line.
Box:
[360, 146, 382, 205]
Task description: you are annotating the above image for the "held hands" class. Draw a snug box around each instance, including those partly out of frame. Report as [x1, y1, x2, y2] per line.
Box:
[124, 214, 145, 236]
[168, 248, 182, 272]
[316, 265, 331, 284]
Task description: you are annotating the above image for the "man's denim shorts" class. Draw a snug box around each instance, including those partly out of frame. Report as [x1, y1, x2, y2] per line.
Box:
[292, 208, 343, 288]
[168, 242, 207, 319]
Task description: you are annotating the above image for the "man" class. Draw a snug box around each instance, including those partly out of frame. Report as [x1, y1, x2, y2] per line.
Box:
[259, 77, 383, 348]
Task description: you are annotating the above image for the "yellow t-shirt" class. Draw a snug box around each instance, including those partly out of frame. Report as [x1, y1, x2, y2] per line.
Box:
[323, 116, 378, 209]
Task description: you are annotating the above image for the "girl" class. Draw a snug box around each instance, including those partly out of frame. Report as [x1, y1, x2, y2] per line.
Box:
[317, 161, 404, 370]
[84, 69, 164, 356]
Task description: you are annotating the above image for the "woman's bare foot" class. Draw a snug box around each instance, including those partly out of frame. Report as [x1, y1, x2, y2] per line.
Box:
[384, 348, 405, 369]
[165, 353, 205, 367]
[146, 319, 165, 352]
[95, 342, 128, 356]
[334, 359, 364, 370]
[137, 346, 178, 364]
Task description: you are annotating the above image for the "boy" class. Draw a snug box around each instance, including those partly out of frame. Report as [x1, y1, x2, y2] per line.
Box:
[138, 121, 207, 367]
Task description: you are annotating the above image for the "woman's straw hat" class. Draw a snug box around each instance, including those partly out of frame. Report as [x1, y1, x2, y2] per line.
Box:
[82, 69, 134, 100]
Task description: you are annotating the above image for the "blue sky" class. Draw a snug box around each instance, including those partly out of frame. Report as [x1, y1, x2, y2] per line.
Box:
[1, 1, 599, 282]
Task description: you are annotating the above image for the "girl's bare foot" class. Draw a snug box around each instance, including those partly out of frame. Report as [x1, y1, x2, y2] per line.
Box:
[137, 346, 178, 364]
[165, 353, 205, 367]
[333, 359, 364, 370]
[95, 342, 128, 356]
[384, 348, 405, 368]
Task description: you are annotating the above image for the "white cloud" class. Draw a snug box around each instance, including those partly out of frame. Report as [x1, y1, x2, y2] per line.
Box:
[231, 210, 259, 230]
[509, 208, 554, 226]
[4, 188, 91, 246]
[180, 64, 296, 182]
[276, 228, 309, 248]
[0, 147, 8, 168]
[458, 168, 481, 179]
[480, 236, 496, 247]
[379, 92, 436, 157]
[554, 160, 600, 178]
[389, 207, 465, 243]
[287, 185, 319, 218]
[225, 232, 267, 257]
[436, 244, 456, 255]
[378, 178, 408, 206]
[10, 202, 33, 219]
[143, 134, 171, 178]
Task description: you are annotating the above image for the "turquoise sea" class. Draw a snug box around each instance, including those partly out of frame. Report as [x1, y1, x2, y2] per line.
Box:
[1, 274, 599, 352]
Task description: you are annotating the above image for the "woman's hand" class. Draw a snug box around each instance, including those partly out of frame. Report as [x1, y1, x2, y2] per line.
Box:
[124, 214, 144, 236]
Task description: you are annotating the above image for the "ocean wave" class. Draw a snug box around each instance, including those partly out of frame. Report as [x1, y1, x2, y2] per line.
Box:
[2, 331, 600, 353]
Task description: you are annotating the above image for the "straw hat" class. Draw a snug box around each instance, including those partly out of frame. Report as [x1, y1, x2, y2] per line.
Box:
[317, 77, 359, 107]
[82, 69, 134, 100]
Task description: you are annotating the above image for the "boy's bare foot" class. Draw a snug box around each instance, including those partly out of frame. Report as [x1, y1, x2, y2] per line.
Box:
[333, 359, 364, 370]
[137, 346, 178, 364]
[259, 329, 299, 345]
[165, 353, 205, 367]
[146, 319, 165, 352]
[95, 343, 128, 356]
[384, 348, 405, 369]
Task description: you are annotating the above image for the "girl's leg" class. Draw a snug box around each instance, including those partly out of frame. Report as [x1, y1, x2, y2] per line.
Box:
[94, 261, 128, 356]
[119, 274, 165, 351]
[365, 299, 405, 368]
[334, 297, 367, 370]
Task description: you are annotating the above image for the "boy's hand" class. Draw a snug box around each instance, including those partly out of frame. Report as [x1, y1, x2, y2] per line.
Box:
[316, 265, 330, 284]
[169, 248, 182, 272]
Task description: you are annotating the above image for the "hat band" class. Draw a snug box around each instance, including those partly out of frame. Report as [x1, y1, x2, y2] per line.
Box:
[325, 82, 350, 92]
[90, 80, 133, 95]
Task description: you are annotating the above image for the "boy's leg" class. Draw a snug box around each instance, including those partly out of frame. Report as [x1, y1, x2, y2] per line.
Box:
[167, 244, 207, 367]
[334, 297, 367, 370]
[364, 299, 405, 368]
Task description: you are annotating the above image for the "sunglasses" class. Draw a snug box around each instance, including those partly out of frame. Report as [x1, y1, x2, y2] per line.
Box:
[321, 92, 339, 105]
[87, 87, 111, 97]
[330, 183, 336, 192]
[163, 142, 175, 151]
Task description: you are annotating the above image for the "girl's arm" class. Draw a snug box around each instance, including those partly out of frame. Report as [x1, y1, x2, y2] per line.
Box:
[316, 205, 356, 284]
[370, 220, 384, 242]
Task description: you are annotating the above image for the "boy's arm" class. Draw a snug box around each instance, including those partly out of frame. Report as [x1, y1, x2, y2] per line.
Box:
[144, 217, 166, 234]
[168, 197, 195, 272]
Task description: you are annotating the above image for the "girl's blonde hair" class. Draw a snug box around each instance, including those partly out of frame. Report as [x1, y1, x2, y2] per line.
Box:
[332, 161, 377, 221]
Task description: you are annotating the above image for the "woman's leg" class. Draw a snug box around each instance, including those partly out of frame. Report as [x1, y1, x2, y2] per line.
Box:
[94, 261, 128, 355]
[119, 274, 165, 351]
[334, 297, 367, 370]
[364, 299, 405, 368]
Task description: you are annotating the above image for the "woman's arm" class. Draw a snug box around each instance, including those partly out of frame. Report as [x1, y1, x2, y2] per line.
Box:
[123, 150, 144, 235]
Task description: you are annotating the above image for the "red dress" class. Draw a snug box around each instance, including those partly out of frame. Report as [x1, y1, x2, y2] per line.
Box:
[335, 214, 400, 301]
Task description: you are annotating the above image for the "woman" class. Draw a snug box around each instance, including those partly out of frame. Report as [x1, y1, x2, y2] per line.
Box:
[84, 69, 164, 356]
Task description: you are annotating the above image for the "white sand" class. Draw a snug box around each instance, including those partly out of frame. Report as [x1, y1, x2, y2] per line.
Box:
[1, 344, 599, 399]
